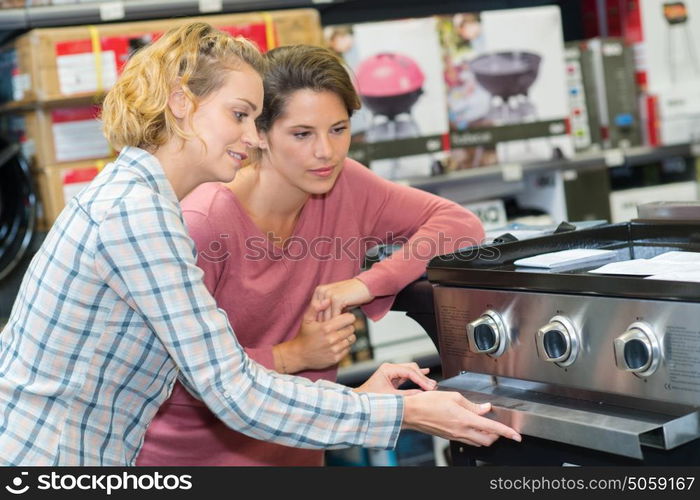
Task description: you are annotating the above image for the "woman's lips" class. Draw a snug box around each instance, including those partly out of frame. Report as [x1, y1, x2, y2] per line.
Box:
[227, 150, 248, 162]
[309, 167, 334, 178]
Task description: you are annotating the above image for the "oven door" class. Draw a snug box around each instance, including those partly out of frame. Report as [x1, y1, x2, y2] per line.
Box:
[440, 372, 700, 460]
[0, 138, 37, 282]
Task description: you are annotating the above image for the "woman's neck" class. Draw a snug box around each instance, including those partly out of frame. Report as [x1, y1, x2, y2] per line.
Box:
[152, 142, 200, 201]
[227, 163, 310, 242]
[231, 163, 308, 218]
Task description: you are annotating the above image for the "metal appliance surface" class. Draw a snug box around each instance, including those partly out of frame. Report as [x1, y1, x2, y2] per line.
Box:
[427, 221, 700, 461]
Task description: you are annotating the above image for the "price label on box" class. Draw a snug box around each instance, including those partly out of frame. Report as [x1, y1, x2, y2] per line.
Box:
[99, 2, 125, 22]
[501, 163, 523, 182]
[604, 149, 624, 167]
[691, 143, 700, 157]
[199, 0, 223, 13]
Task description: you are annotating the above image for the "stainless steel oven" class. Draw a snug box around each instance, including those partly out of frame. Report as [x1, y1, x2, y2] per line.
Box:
[427, 221, 700, 464]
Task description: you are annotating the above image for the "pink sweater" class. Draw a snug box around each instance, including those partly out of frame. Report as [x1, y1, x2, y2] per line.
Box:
[136, 159, 483, 466]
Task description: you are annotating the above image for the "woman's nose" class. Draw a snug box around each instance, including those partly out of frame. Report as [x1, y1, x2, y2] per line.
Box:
[314, 134, 333, 160]
[241, 122, 259, 149]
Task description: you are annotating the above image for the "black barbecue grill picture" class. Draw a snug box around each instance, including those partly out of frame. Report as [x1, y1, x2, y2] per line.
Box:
[470, 51, 542, 124]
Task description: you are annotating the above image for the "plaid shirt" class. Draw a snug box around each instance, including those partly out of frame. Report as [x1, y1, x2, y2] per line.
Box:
[0, 147, 403, 465]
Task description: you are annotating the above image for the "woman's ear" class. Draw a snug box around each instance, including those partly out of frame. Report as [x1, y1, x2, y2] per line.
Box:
[257, 131, 269, 150]
[168, 87, 190, 120]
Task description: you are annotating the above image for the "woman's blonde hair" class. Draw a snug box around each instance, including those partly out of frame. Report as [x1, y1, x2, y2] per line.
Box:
[102, 22, 265, 151]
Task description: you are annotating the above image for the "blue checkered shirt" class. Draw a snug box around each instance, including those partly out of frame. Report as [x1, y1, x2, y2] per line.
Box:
[0, 147, 403, 465]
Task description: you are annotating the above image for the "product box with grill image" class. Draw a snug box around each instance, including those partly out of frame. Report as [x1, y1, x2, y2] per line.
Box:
[437, 6, 573, 171]
[325, 17, 450, 180]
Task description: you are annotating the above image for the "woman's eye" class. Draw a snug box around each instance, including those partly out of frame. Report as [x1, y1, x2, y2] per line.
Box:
[234, 111, 247, 122]
[293, 132, 310, 139]
[331, 126, 348, 134]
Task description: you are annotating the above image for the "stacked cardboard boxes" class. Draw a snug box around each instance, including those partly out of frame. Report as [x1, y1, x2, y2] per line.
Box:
[3, 9, 321, 105]
[0, 8, 323, 228]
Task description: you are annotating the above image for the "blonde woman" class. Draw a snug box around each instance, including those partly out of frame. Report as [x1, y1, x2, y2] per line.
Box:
[0, 24, 520, 465]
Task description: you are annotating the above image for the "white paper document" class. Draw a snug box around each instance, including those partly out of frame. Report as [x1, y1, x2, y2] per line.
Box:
[514, 249, 616, 269]
[649, 251, 700, 263]
[589, 251, 700, 276]
[646, 271, 700, 283]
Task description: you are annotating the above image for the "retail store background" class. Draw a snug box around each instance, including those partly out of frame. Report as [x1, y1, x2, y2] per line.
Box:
[1, 0, 700, 465]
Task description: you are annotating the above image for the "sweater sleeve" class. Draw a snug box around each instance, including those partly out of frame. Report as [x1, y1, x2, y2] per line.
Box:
[184, 208, 276, 370]
[344, 160, 484, 320]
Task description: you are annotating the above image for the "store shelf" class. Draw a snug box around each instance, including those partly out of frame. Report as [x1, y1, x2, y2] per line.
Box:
[0, 93, 102, 114]
[0, 0, 345, 30]
[401, 143, 699, 196]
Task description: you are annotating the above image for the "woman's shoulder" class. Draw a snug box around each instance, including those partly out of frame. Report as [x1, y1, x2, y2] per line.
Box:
[181, 182, 235, 217]
[338, 157, 384, 186]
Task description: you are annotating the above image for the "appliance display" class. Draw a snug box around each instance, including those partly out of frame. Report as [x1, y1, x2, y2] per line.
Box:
[427, 221, 700, 463]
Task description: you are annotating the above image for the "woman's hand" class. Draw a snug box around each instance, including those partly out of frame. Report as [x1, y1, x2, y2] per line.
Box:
[354, 362, 438, 395]
[402, 391, 522, 447]
[273, 298, 357, 373]
[313, 278, 374, 321]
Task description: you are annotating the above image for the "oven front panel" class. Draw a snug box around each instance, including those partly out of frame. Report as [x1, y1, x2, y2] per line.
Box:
[434, 286, 700, 406]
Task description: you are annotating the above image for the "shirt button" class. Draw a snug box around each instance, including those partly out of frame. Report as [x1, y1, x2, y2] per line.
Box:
[223, 391, 231, 398]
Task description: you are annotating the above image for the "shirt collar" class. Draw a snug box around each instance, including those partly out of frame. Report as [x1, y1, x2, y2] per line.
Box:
[117, 146, 179, 206]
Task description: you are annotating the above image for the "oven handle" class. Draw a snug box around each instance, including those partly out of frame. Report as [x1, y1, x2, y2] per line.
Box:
[439, 372, 700, 460]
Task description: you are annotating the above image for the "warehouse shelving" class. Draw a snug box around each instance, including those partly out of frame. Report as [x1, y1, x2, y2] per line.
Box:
[0, 0, 344, 30]
[394, 143, 699, 203]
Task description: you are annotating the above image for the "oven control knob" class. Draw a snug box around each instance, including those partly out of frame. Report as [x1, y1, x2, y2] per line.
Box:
[613, 322, 661, 377]
[536, 315, 580, 367]
[467, 310, 508, 357]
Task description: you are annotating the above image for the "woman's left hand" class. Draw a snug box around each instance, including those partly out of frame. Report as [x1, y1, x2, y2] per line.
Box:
[353, 362, 438, 395]
[313, 278, 374, 321]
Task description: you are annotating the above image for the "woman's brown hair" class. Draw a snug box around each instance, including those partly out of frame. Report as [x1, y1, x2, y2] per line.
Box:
[256, 45, 360, 133]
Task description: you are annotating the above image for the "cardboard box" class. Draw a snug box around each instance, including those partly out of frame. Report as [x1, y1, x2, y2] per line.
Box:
[565, 41, 603, 152]
[4, 8, 321, 103]
[327, 17, 450, 180]
[645, 83, 700, 145]
[585, 37, 643, 148]
[608, 155, 698, 222]
[22, 104, 112, 166]
[33, 157, 113, 227]
[609, 180, 698, 222]
[638, 0, 700, 93]
[1, 0, 50, 7]
[437, 6, 573, 166]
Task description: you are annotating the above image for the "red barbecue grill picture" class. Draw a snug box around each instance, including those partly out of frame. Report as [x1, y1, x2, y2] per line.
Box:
[662, 1, 700, 82]
[355, 53, 425, 142]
